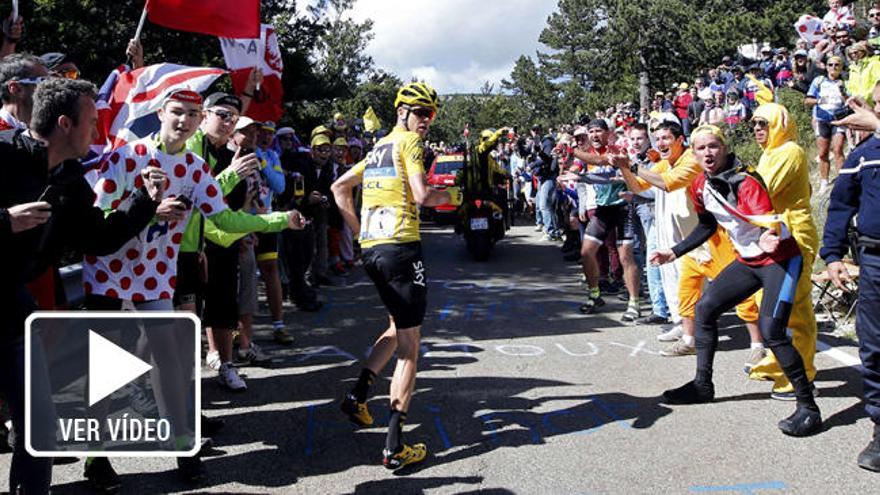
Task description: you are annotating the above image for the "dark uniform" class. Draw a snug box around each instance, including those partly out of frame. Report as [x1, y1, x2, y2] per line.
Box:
[821, 135, 880, 469]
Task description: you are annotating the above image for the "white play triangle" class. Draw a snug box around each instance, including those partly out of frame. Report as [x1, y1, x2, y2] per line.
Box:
[88, 330, 152, 407]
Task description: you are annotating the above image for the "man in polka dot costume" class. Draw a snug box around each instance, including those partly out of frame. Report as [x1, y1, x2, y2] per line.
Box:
[79, 89, 304, 486]
[84, 90, 305, 303]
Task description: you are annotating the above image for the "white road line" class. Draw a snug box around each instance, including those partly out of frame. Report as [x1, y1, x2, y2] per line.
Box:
[816, 338, 862, 367]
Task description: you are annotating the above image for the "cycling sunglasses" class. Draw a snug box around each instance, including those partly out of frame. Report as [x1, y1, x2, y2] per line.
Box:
[207, 108, 239, 123]
[406, 106, 436, 120]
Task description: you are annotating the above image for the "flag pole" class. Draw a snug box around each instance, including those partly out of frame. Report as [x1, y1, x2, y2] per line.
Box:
[255, 24, 265, 92]
[134, 5, 148, 41]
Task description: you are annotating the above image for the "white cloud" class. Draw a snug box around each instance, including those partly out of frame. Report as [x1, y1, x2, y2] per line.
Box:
[347, 0, 557, 94]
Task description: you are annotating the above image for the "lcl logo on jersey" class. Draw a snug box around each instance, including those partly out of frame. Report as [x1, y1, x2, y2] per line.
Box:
[412, 261, 426, 287]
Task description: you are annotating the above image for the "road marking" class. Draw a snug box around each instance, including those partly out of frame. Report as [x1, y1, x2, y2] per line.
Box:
[495, 344, 545, 356]
[690, 480, 786, 494]
[438, 299, 455, 321]
[296, 346, 357, 363]
[609, 340, 658, 356]
[427, 405, 453, 449]
[555, 342, 599, 356]
[816, 338, 861, 367]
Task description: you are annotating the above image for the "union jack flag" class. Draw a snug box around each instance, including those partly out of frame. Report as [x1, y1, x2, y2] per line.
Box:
[89, 63, 225, 165]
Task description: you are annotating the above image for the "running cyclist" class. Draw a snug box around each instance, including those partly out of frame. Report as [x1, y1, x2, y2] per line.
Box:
[331, 82, 450, 470]
[653, 125, 822, 437]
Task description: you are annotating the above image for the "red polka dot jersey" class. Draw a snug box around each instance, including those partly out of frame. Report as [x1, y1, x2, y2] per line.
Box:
[83, 138, 228, 301]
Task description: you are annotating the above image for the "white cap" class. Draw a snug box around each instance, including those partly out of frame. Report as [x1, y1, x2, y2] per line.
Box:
[234, 116, 258, 132]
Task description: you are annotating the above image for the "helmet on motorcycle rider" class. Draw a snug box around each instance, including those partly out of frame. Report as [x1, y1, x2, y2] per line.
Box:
[394, 82, 440, 113]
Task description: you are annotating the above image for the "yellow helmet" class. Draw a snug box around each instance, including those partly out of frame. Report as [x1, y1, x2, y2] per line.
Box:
[394, 82, 440, 113]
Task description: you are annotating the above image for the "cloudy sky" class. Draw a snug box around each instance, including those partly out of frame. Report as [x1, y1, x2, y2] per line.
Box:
[346, 0, 558, 95]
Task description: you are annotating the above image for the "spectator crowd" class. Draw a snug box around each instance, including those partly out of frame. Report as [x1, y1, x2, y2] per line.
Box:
[2, 0, 880, 492]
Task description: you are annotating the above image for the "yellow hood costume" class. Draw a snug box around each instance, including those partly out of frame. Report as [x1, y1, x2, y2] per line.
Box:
[747, 103, 819, 389]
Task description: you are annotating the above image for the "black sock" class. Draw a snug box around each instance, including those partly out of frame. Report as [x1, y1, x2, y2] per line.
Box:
[385, 408, 407, 454]
[351, 368, 376, 403]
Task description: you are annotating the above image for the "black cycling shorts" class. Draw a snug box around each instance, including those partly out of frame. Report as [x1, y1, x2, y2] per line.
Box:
[584, 204, 635, 246]
[362, 241, 427, 329]
[815, 120, 845, 140]
[254, 232, 278, 262]
[173, 252, 202, 308]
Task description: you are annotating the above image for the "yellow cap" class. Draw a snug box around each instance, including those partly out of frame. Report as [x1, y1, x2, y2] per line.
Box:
[311, 134, 332, 147]
[311, 125, 331, 140]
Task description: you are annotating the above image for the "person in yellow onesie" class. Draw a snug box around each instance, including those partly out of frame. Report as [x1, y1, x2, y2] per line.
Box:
[463, 128, 511, 220]
[746, 103, 820, 400]
[475, 128, 512, 190]
[614, 121, 762, 361]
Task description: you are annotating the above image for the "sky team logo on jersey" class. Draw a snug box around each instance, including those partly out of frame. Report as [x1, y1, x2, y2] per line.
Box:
[364, 143, 397, 178]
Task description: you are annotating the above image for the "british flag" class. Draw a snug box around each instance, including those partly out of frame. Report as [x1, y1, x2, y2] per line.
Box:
[89, 63, 225, 165]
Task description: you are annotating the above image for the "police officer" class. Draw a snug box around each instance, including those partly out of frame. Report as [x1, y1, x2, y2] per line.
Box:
[826, 80, 880, 472]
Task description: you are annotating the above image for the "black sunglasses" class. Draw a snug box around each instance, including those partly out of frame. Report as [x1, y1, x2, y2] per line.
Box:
[208, 109, 238, 123]
[409, 107, 435, 120]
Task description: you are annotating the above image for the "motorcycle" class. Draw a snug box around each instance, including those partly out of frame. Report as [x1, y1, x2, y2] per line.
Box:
[453, 137, 509, 261]
[458, 196, 506, 261]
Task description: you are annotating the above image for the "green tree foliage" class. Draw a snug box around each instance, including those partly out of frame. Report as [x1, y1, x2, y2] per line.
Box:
[13, 0, 376, 130]
[296, 68, 401, 136]
[501, 55, 562, 126]
[428, 83, 532, 145]
[434, 0, 829, 142]
[532, 0, 827, 117]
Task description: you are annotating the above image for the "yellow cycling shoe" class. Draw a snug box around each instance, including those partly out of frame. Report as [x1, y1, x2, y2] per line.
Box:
[383, 443, 427, 470]
[340, 393, 373, 427]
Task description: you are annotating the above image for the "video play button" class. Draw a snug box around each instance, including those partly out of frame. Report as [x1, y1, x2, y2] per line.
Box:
[26, 311, 200, 456]
[88, 330, 152, 407]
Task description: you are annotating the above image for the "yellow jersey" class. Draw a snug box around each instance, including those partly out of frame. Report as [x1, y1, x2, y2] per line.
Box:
[351, 126, 426, 248]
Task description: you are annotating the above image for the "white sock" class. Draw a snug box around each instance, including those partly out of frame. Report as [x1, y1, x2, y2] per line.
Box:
[750, 342, 765, 350]
[682, 335, 696, 346]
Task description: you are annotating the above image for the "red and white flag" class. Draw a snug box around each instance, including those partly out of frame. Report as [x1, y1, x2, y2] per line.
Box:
[145, 0, 260, 38]
[89, 63, 225, 166]
[220, 24, 284, 122]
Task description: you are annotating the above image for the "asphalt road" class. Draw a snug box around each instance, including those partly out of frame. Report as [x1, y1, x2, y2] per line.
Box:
[2, 222, 877, 494]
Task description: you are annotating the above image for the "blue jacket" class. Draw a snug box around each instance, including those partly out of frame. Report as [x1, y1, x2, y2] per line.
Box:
[820, 135, 880, 263]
